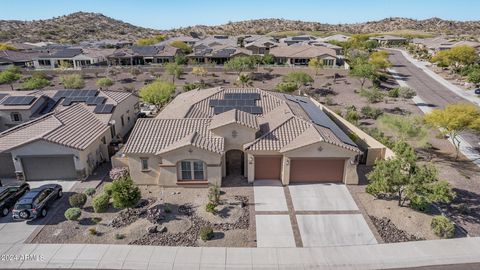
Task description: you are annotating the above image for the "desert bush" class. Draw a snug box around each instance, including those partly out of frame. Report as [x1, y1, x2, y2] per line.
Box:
[109, 167, 129, 181]
[64, 207, 82, 221]
[69, 193, 87, 208]
[208, 184, 220, 205]
[205, 202, 217, 214]
[92, 217, 102, 224]
[114, 233, 125, 240]
[84, 188, 96, 197]
[431, 215, 455, 238]
[164, 204, 172, 213]
[183, 82, 199, 91]
[103, 183, 114, 197]
[360, 87, 384, 103]
[276, 82, 298, 93]
[387, 87, 400, 98]
[324, 96, 335, 106]
[93, 192, 110, 213]
[111, 177, 141, 209]
[200, 226, 214, 241]
[397, 87, 416, 99]
[361, 106, 383, 119]
[88, 228, 98, 236]
[60, 74, 85, 89]
[344, 106, 359, 125]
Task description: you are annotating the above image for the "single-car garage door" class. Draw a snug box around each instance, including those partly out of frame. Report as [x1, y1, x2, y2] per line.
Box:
[21, 156, 76, 181]
[255, 156, 282, 180]
[0, 153, 15, 178]
[290, 158, 345, 183]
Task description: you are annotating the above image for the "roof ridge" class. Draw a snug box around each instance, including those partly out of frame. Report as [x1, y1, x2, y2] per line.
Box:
[0, 111, 56, 137]
[244, 115, 296, 150]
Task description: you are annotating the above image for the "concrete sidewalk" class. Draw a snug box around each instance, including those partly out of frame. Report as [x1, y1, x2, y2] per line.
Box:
[0, 238, 480, 269]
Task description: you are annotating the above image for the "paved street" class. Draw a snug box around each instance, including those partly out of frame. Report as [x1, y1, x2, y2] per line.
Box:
[254, 181, 377, 248]
[387, 49, 480, 151]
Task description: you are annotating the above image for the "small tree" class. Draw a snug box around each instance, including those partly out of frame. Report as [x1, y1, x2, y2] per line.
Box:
[282, 71, 314, 95]
[208, 184, 221, 205]
[308, 58, 324, 76]
[58, 60, 73, 70]
[111, 176, 141, 209]
[424, 104, 480, 160]
[60, 74, 85, 89]
[366, 141, 455, 209]
[165, 63, 183, 83]
[359, 87, 384, 103]
[237, 73, 250, 87]
[22, 73, 50, 90]
[368, 50, 392, 71]
[261, 54, 275, 65]
[350, 62, 376, 88]
[467, 69, 480, 87]
[139, 79, 175, 110]
[224, 56, 255, 75]
[0, 70, 21, 90]
[96, 77, 114, 90]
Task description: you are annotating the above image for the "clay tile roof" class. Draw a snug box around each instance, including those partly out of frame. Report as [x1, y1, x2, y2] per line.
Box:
[123, 118, 223, 155]
[0, 104, 108, 152]
[209, 109, 259, 130]
[101, 90, 133, 104]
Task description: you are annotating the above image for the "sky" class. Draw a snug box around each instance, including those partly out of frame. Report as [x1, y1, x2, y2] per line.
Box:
[1, 0, 479, 30]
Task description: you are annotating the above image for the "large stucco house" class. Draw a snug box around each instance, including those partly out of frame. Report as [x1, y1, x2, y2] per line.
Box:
[122, 87, 362, 187]
[0, 89, 139, 180]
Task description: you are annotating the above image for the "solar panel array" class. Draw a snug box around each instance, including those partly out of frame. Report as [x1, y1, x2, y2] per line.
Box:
[1, 96, 37, 106]
[93, 104, 115, 114]
[51, 90, 114, 114]
[209, 92, 263, 115]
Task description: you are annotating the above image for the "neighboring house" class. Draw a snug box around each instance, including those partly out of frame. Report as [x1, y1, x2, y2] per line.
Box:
[79, 39, 133, 49]
[269, 44, 338, 66]
[369, 35, 407, 45]
[158, 35, 199, 47]
[243, 36, 278, 55]
[0, 50, 41, 68]
[321, 34, 350, 43]
[33, 47, 113, 69]
[0, 89, 139, 180]
[122, 87, 362, 187]
[281, 35, 317, 46]
[188, 45, 252, 65]
[411, 37, 480, 55]
[107, 45, 181, 65]
[194, 35, 238, 48]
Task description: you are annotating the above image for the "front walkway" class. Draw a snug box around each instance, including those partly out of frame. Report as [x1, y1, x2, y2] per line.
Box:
[1, 237, 480, 269]
[253, 181, 377, 248]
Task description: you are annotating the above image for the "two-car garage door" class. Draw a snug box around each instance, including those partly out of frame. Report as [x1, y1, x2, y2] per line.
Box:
[21, 156, 76, 181]
[289, 158, 345, 183]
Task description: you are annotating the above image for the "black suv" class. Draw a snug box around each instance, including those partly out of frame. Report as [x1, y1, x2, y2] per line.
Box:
[0, 183, 30, 216]
[12, 184, 63, 220]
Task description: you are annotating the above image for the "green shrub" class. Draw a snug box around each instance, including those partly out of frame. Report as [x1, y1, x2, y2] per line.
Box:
[68, 193, 87, 208]
[205, 202, 217, 214]
[431, 215, 455, 238]
[276, 82, 298, 93]
[164, 204, 172, 213]
[64, 207, 82, 221]
[84, 188, 96, 197]
[360, 87, 384, 103]
[103, 183, 114, 197]
[387, 87, 400, 98]
[93, 192, 110, 213]
[200, 226, 214, 241]
[397, 87, 416, 99]
[60, 74, 85, 89]
[361, 106, 383, 119]
[111, 177, 141, 209]
[208, 184, 220, 205]
[344, 106, 359, 125]
[183, 82, 199, 91]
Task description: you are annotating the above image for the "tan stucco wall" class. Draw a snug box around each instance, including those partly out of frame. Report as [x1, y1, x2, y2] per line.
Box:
[110, 95, 139, 140]
[129, 145, 222, 187]
[210, 123, 256, 151]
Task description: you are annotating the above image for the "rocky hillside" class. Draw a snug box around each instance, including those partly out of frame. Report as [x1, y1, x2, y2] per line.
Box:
[1, 13, 479, 43]
[0, 12, 162, 43]
[172, 17, 480, 37]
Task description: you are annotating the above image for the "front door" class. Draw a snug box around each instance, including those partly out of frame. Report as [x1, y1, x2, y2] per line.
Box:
[226, 150, 244, 176]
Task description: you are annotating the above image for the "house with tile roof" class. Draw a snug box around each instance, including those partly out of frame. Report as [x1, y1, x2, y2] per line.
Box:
[107, 45, 182, 65]
[122, 87, 364, 187]
[0, 89, 139, 180]
[269, 44, 338, 66]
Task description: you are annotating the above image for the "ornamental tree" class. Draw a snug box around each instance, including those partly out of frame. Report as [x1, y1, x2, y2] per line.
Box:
[308, 58, 324, 76]
[350, 62, 377, 88]
[424, 103, 480, 160]
[139, 79, 175, 110]
[224, 56, 255, 75]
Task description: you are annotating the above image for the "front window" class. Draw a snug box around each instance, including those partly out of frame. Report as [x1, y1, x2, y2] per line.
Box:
[180, 160, 205, 180]
[141, 158, 149, 171]
[11, 112, 22, 122]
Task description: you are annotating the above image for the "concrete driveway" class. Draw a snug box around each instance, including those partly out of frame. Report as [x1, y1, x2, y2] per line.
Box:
[0, 180, 78, 245]
[289, 183, 358, 211]
[253, 179, 288, 212]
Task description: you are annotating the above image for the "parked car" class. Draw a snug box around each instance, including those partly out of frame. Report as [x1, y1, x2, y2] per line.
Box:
[0, 183, 30, 216]
[12, 184, 63, 220]
[474, 88, 480, 95]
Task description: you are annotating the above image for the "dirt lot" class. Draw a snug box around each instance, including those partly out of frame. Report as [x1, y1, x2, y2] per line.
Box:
[31, 176, 255, 247]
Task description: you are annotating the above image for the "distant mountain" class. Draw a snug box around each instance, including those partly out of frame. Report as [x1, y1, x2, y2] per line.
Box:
[171, 17, 480, 37]
[0, 12, 162, 43]
[1, 13, 479, 44]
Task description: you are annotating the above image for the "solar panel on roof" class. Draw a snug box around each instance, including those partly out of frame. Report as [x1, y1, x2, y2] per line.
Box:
[94, 104, 115, 114]
[251, 107, 263, 114]
[2, 96, 37, 105]
[63, 98, 73, 106]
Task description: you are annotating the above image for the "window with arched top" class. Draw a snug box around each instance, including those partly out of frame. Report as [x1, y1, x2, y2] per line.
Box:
[179, 160, 206, 181]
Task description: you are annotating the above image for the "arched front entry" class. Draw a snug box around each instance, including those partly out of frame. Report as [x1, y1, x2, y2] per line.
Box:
[225, 149, 244, 176]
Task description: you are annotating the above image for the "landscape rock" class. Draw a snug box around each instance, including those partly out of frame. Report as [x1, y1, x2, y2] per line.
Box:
[370, 216, 425, 243]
